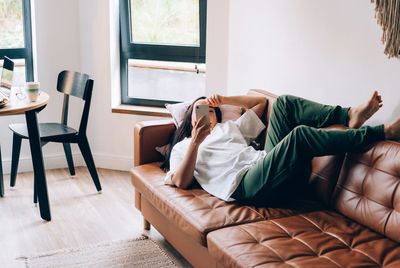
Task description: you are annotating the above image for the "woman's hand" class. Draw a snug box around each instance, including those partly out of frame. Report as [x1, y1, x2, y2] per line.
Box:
[191, 116, 211, 146]
[206, 94, 224, 107]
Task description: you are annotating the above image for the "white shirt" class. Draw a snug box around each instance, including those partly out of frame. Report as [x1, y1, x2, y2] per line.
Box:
[165, 109, 267, 201]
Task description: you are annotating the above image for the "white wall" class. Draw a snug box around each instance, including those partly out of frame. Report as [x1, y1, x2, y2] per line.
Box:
[205, 0, 230, 96]
[227, 0, 400, 126]
[77, 0, 161, 171]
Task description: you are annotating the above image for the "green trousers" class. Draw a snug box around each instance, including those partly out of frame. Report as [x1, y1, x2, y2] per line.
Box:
[232, 95, 385, 205]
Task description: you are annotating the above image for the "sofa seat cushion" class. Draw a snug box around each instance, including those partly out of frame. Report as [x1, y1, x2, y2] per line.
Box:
[207, 210, 400, 268]
[131, 163, 324, 246]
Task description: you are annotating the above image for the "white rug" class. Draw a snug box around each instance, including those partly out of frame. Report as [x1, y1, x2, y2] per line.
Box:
[18, 236, 177, 268]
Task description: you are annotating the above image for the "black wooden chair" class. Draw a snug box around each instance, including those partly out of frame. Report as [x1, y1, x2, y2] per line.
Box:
[9, 71, 102, 198]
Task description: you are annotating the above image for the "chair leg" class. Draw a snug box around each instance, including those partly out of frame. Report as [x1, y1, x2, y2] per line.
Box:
[62, 143, 75, 176]
[78, 136, 102, 192]
[33, 175, 38, 204]
[0, 144, 4, 197]
[10, 133, 22, 187]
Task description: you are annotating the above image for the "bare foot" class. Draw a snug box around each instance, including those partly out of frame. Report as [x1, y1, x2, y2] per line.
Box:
[384, 117, 400, 141]
[348, 91, 383, 128]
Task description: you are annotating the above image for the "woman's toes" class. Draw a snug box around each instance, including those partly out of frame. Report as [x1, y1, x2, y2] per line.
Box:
[349, 91, 382, 128]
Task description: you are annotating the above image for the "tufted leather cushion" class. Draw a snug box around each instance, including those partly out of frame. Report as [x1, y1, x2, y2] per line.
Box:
[207, 210, 400, 268]
[131, 163, 324, 246]
[332, 140, 400, 243]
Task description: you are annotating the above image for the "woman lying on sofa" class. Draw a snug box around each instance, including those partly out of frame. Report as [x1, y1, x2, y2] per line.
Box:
[161, 92, 400, 205]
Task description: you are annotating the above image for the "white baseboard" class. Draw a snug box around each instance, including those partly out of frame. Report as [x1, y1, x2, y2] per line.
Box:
[0, 153, 133, 174]
[91, 153, 133, 171]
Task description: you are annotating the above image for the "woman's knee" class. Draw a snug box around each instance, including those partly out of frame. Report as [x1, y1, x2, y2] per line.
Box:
[290, 125, 312, 141]
[285, 125, 314, 156]
[273, 95, 291, 114]
[275, 95, 297, 110]
[276, 95, 290, 106]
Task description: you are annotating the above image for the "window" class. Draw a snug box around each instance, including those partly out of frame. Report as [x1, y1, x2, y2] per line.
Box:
[119, 0, 207, 107]
[0, 0, 34, 85]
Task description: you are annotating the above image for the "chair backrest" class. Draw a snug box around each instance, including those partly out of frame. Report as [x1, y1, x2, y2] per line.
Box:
[57, 70, 94, 135]
[57, 70, 89, 99]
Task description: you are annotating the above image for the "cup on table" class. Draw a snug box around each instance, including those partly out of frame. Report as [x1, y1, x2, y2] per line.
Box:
[25, 82, 40, 102]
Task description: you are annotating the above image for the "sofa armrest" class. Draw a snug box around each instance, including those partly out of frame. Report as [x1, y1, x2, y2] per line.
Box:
[134, 119, 176, 166]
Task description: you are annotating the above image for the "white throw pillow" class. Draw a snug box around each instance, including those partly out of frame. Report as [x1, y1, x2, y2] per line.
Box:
[165, 102, 191, 127]
[155, 144, 170, 157]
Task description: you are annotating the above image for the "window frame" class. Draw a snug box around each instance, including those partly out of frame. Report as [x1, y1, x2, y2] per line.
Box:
[0, 0, 34, 82]
[119, 0, 207, 107]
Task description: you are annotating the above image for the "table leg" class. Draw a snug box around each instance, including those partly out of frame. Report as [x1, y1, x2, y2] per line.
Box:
[25, 110, 51, 221]
[0, 144, 4, 197]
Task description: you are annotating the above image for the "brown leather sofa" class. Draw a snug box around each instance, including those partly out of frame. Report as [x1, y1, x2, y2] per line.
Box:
[131, 89, 400, 268]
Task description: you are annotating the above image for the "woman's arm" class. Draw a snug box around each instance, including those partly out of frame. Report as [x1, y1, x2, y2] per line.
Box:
[207, 94, 267, 118]
[171, 141, 198, 189]
[171, 117, 210, 189]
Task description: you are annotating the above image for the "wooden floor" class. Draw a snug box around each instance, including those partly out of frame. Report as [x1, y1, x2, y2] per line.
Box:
[0, 167, 191, 267]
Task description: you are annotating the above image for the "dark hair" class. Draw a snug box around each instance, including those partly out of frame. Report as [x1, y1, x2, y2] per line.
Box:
[161, 97, 221, 171]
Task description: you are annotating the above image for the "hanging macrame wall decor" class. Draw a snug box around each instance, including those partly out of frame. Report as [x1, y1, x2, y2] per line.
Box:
[371, 0, 400, 58]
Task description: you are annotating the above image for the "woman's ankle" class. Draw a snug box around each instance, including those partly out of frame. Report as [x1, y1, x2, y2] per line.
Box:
[384, 117, 400, 141]
[384, 123, 392, 140]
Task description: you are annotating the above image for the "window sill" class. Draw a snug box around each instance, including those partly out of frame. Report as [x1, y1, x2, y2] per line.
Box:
[129, 59, 206, 73]
[112, 104, 172, 117]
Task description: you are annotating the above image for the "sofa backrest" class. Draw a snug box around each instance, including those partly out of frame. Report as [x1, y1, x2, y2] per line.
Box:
[331, 140, 400, 243]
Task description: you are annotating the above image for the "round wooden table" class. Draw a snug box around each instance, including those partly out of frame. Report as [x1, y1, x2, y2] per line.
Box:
[0, 90, 49, 115]
[0, 89, 51, 221]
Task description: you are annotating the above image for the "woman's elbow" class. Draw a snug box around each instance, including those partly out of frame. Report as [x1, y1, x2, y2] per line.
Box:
[259, 96, 267, 106]
[172, 175, 191, 189]
[252, 102, 267, 118]
[176, 182, 190, 189]
[176, 181, 191, 189]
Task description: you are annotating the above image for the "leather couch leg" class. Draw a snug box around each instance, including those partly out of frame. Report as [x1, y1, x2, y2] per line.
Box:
[143, 218, 151, 230]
